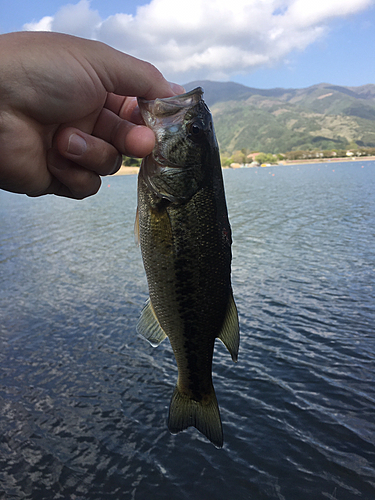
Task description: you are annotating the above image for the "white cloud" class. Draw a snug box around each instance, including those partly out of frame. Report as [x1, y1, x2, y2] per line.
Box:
[288, 0, 372, 26]
[24, 0, 100, 38]
[23, 0, 374, 81]
[24, 16, 53, 32]
[52, 0, 101, 39]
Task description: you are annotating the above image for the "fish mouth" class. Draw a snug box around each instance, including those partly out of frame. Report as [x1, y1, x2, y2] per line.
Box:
[138, 87, 204, 119]
[137, 87, 206, 170]
[137, 87, 204, 203]
[137, 87, 204, 142]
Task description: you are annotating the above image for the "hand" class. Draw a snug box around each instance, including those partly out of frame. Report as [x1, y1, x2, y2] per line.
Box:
[0, 31, 184, 198]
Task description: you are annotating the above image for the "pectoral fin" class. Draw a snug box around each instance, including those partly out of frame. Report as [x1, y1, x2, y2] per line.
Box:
[136, 298, 167, 347]
[218, 292, 240, 362]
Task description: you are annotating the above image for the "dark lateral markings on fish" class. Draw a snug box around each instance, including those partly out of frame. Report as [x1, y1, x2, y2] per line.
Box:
[135, 87, 239, 449]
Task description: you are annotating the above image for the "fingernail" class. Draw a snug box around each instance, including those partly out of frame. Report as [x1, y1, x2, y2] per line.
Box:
[67, 134, 87, 156]
[169, 82, 185, 95]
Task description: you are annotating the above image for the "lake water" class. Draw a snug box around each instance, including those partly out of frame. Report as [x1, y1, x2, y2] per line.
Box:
[0, 161, 374, 500]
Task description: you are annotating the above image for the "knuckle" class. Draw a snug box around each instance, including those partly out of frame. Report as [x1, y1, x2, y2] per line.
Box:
[73, 179, 100, 199]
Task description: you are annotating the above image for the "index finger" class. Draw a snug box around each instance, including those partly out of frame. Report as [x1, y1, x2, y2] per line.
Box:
[104, 94, 142, 124]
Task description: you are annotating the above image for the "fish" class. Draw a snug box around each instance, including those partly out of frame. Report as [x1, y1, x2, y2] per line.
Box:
[135, 87, 239, 448]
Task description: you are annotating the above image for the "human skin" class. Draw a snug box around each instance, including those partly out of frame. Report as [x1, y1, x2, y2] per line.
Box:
[0, 31, 184, 199]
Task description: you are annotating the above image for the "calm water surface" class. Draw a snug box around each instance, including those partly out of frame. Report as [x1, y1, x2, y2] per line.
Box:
[1, 162, 374, 499]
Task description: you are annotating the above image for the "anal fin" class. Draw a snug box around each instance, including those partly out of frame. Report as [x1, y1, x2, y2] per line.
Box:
[218, 291, 240, 362]
[136, 298, 167, 347]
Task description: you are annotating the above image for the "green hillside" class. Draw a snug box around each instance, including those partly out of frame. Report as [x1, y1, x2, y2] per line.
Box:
[184, 81, 375, 154]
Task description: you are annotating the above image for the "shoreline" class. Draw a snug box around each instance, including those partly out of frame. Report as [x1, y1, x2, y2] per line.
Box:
[278, 155, 375, 167]
[114, 156, 375, 176]
[229, 155, 375, 169]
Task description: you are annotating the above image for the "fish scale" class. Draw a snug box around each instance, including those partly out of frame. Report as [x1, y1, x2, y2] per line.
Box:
[135, 87, 239, 448]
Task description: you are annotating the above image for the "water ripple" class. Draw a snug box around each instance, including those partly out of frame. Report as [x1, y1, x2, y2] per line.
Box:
[1, 163, 375, 499]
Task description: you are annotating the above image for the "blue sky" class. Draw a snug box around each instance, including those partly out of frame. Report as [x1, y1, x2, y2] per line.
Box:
[1, 0, 374, 89]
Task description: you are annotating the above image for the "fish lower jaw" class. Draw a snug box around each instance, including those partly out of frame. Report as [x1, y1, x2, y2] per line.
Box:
[153, 153, 181, 169]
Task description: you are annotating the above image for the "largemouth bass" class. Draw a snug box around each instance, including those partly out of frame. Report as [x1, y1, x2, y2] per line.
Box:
[135, 87, 239, 448]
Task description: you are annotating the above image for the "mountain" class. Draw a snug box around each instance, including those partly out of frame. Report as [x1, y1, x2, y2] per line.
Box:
[184, 81, 375, 154]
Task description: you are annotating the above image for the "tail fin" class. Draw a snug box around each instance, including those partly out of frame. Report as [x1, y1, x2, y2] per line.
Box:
[168, 385, 223, 448]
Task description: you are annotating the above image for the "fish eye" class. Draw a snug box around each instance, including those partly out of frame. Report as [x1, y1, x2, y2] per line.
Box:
[188, 120, 205, 141]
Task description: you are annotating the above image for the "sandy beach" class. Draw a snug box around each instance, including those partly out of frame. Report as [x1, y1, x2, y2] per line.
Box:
[280, 155, 375, 166]
[230, 156, 375, 168]
[114, 166, 140, 176]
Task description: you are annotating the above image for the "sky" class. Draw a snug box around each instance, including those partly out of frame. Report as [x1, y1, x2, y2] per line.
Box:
[1, 0, 375, 89]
